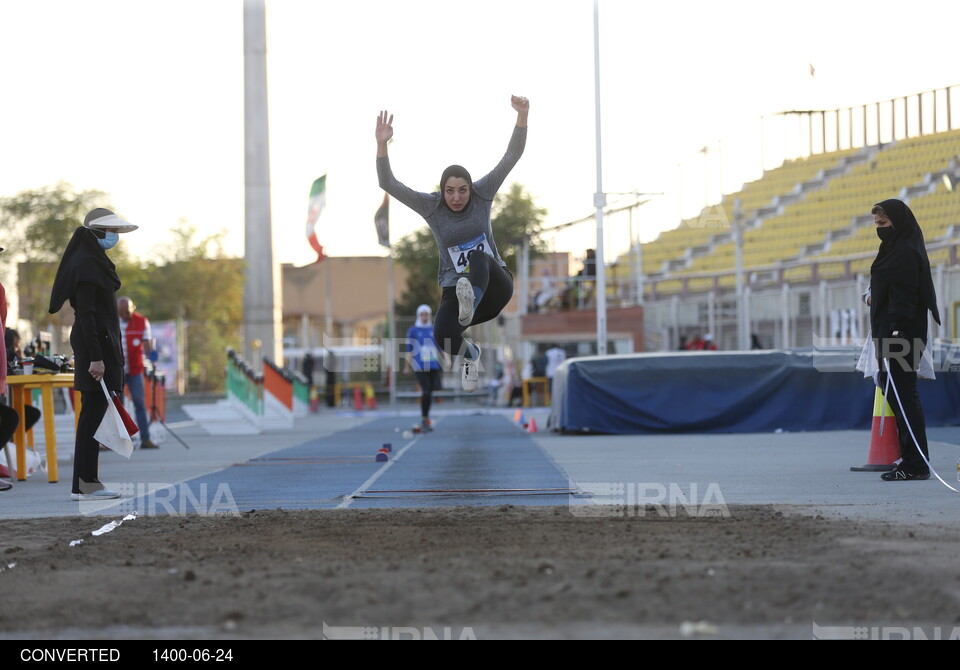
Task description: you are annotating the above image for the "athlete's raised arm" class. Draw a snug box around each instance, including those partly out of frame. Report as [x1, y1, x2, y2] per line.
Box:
[511, 95, 529, 128]
[376, 110, 394, 158]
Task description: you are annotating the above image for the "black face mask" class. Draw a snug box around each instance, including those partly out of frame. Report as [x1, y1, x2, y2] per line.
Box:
[876, 226, 895, 241]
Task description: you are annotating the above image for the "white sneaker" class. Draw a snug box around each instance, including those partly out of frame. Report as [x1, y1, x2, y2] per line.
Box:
[71, 489, 120, 501]
[456, 276, 475, 327]
[461, 343, 481, 393]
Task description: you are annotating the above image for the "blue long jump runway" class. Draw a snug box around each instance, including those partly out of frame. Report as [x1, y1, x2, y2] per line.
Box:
[145, 414, 578, 513]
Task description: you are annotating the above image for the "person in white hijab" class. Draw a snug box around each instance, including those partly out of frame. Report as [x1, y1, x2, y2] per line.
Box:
[403, 304, 443, 433]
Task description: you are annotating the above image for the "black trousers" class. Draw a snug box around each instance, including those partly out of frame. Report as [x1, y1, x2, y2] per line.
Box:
[434, 253, 513, 358]
[414, 369, 442, 419]
[878, 346, 929, 473]
[325, 370, 336, 408]
[73, 388, 109, 494]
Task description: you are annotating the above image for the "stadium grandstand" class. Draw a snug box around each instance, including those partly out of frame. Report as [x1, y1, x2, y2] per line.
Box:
[605, 85, 960, 352]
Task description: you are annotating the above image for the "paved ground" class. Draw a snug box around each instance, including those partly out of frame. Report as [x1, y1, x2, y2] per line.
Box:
[1, 400, 959, 640]
[3, 401, 958, 522]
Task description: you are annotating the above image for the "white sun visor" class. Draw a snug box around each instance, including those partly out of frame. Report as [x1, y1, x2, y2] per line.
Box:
[83, 213, 138, 233]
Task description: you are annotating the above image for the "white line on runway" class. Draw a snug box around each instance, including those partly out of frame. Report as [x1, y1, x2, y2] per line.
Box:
[336, 435, 422, 509]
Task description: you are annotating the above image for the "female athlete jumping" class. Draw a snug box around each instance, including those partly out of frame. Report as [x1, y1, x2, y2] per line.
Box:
[376, 95, 528, 392]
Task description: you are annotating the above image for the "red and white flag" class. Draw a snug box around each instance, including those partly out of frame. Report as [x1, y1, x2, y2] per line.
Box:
[306, 175, 327, 263]
[94, 379, 137, 458]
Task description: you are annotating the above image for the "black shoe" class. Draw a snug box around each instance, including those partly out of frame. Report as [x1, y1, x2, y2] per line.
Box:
[880, 466, 930, 481]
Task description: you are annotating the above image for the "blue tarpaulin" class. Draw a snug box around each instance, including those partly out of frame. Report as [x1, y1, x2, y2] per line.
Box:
[549, 348, 960, 435]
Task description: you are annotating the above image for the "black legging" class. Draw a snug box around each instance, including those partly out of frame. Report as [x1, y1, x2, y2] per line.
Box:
[415, 369, 442, 419]
[878, 339, 930, 472]
[73, 388, 108, 494]
[434, 252, 513, 358]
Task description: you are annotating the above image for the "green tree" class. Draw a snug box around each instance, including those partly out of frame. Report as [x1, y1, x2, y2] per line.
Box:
[490, 182, 549, 274]
[0, 181, 111, 266]
[1, 183, 135, 334]
[134, 223, 244, 393]
[392, 182, 547, 317]
[392, 227, 441, 318]
[3, 182, 243, 394]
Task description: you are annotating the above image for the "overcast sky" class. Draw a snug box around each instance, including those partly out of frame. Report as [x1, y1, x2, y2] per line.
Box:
[2, 0, 959, 270]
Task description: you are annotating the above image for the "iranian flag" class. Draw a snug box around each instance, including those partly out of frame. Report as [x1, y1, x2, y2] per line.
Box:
[306, 175, 327, 263]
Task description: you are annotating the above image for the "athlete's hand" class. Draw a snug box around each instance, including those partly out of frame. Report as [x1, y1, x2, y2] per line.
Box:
[511, 95, 529, 114]
[376, 110, 394, 145]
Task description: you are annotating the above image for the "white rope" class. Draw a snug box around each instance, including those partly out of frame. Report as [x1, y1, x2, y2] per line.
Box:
[879, 371, 890, 436]
[883, 357, 960, 492]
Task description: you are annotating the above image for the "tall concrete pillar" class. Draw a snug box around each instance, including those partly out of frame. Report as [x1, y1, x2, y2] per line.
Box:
[243, 0, 282, 368]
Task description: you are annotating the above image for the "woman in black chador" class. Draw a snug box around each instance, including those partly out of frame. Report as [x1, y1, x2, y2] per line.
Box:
[869, 199, 941, 481]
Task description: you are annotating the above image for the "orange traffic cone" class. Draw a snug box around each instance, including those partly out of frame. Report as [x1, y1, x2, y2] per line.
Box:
[850, 387, 899, 472]
[353, 386, 363, 411]
[527, 417, 538, 434]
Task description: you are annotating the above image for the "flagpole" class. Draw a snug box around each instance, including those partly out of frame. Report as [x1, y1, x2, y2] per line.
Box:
[375, 193, 395, 408]
[387, 250, 396, 408]
[325, 260, 332, 338]
[305, 174, 330, 342]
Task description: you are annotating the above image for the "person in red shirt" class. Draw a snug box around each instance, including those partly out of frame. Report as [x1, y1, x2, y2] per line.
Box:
[685, 334, 705, 350]
[118, 296, 158, 449]
[0, 262, 13, 491]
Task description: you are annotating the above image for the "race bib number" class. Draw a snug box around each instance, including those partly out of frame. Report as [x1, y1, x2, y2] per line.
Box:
[420, 341, 438, 368]
[447, 233, 493, 273]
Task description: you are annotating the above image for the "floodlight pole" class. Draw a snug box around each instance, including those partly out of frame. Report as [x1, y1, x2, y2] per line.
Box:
[629, 206, 642, 305]
[593, 0, 607, 356]
[613, 192, 662, 307]
[734, 198, 749, 350]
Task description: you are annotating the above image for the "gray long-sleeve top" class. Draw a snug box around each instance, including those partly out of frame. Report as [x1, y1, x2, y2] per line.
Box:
[377, 125, 527, 288]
